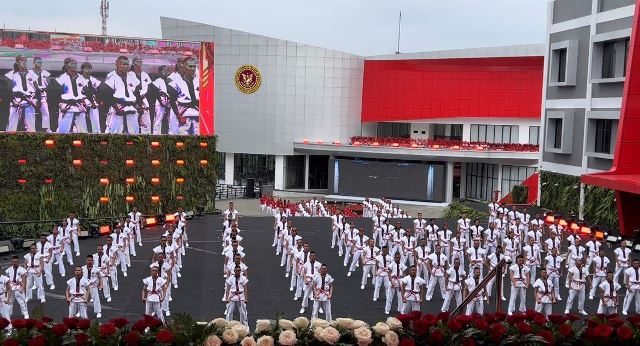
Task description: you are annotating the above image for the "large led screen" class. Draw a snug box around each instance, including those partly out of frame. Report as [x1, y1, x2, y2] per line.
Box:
[0, 29, 214, 136]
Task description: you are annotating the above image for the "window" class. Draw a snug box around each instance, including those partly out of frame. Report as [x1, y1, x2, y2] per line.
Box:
[592, 30, 632, 82]
[602, 41, 616, 79]
[470, 125, 519, 144]
[234, 154, 275, 185]
[549, 40, 578, 86]
[377, 122, 410, 138]
[432, 124, 462, 140]
[546, 111, 574, 154]
[528, 126, 540, 146]
[285, 155, 305, 189]
[594, 119, 612, 154]
[551, 119, 563, 149]
[557, 48, 567, 83]
[501, 165, 537, 200]
[464, 163, 498, 201]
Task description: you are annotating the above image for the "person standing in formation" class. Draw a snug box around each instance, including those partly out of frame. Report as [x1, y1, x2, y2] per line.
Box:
[598, 271, 620, 315]
[589, 248, 610, 300]
[508, 255, 530, 315]
[6, 256, 28, 319]
[464, 267, 487, 315]
[312, 264, 333, 322]
[23, 244, 45, 303]
[348, 228, 369, 277]
[442, 257, 465, 312]
[533, 268, 555, 317]
[82, 256, 103, 318]
[36, 234, 54, 290]
[128, 207, 144, 247]
[400, 265, 426, 313]
[373, 246, 392, 302]
[426, 244, 448, 301]
[66, 266, 89, 319]
[361, 239, 379, 290]
[623, 259, 640, 315]
[386, 252, 406, 315]
[142, 266, 168, 323]
[300, 252, 322, 314]
[614, 240, 631, 285]
[565, 258, 589, 315]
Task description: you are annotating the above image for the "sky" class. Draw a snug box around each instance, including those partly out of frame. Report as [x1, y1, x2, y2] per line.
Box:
[1, 0, 548, 56]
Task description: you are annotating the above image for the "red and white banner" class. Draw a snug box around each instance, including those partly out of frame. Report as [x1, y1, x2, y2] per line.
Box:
[199, 42, 215, 135]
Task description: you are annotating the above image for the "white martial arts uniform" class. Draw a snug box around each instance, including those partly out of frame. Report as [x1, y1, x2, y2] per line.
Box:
[598, 280, 620, 315]
[82, 265, 102, 316]
[67, 277, 89, 319]
[589, 255, 610, 299]
[623, 267, 640, 314]
[565, 266, 589, 314]
[386, 262, 407, 314]
[23, 252, 44, 302]
[464, 276, 486, 315]
[5, 266, 28, 318]
[56, 73, 88, 133]
[104, 70, 139, 134]
[144, 276, 167, 323]
[614, 246, 632, 284]
[426, 253, 448, 301]
[311, 273, 333, 322]
[400, 275, 426, 313]
[533, 278, 554, 316]
[508, 264, 530, 314]
[545, 254, 564, 300]
[442, 267, 465, 312]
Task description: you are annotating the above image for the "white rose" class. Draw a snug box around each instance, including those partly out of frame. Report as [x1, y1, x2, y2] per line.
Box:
[211, 318, 227, 329]
[336, 318, 354, 329]
[255, 319, 272, 334]
[321, 326, 341, 345]
[354, 327, 373, 345]
[311, 318, 330, 329]
[384, 330, 399, 346]
[222, 328, 239, 344]
[256, 335, 275, 346]
[372, 322, 390, 336]
[227, 320, 241, 328]
[240, 336, 257, 346]
[350, 320, 368, 330]
[232, 324, 249, 339]
[313, 327, 325, 341]
[279, 319, 294, 330]
[204, 335, 222, 346]
[278, 330, 298, 346]
[386, 317, 402, 331]
[293, 316, 310, 329]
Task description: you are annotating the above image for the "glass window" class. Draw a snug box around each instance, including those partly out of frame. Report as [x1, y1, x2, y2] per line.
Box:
[308, 155, 329, 189]
[502, 126, 511, 144]
[478, 125, 487, 142]
[602, 41, 616, 79]
[557, 48, 567, 82]
[551, 119, 563, 149]
[511, 126, 519, 143]
[216, 152, 225, 182]
[464, 163, 498, 201]
[451, 124, 463, 140]
[529, 126, 540, 145]
[470, 125, 479, 142]
[594, 119, 612, 154]
[624, 38, 630, 77]
[234, 154, 275, 185]
[285, 156, 305, 189]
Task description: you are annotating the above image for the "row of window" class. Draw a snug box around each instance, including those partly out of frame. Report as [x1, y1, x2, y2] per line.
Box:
[464, 163, 536, 201]
[546, 116, 615, 155]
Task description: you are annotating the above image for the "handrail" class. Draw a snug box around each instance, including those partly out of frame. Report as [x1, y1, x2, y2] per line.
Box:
[450, 258, 509, 317]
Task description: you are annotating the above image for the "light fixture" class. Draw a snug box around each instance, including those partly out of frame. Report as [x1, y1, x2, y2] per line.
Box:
[151, 141, 161, 149]
[302, 138, 310, 144]
[125, 196, 135, 203]
[199, 142, 208, 148]
[99, 196, 110, 204]
[17, 159, 26, 165]
[17, 179, 27, 184]
[353, 141, 361, 146]
[72, 159, 83, 166]
[151, 160, 161, 167]
[544, 214, 555, 225]
[176, 142, 185, 149]
[176, 178, 185, 184]
[452, 145, 461, 150]
[176, 195, 184, 201]
[125, 159, 135, 167]
[100, 159, 109, 165]
[411, 143, 418, 148]
[199, 159, 209, 166]
[151, 195, 160, 203]
[44, 139, 55, 148]
[100, 140, 108, 146]
[99, 225, 111, 235]
[145, 217, 157, 226]
[165, 214, 176, 222]
[391, 143, 399, 147]
[151, 177, 161, 185]
[316, 139, 324, 144]
[432, 145, 440, 149]
[606, 235, 618, 243]
[125, 177, 135, 184]
[44, 178, 54, 184]
[126, 140, 134, 145]
[72, 140, 83, 147]
[176, 160, 185, 166]
[333, 140, 341, 145]
[372, 142, 380, 146]
[99, 178, 109, 186]
[559, 219, 568, 227]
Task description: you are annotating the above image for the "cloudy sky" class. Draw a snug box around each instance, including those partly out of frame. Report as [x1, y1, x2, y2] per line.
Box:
[1, 0, 548, 56]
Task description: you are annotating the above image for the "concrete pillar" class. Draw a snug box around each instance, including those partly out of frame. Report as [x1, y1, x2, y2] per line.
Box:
[304, 155, 310, 190]
[460, 163, 466, 199]
[445, 162, 454, 203]
[224, 153, 234, 186]
[579, 183, 585, 220]
[275, 155, 285, 191]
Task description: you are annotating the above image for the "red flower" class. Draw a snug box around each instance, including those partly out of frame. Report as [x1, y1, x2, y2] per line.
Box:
[408, 311, 422, 321]
[456, 315, 474, 326]
[537, 330, 555, 344]
[608, 317, 625, 328]
[559, 324, 573, 337]
[585, 327, 596, 338]
[397, 313, 411, 326]
[475, 318, 489, 331]
[484, 313, 496, 324]
[35, 322, 46, 330]
[52, 323, 69, 337]
[11, 319, 28, 329]
[430, 329, 444, 344]
[617, 326, 633, 341]
[412, 318, 429, 336]
[507, 314, 525, 325]
[627, 315, 640, 325]
[78, 319, 91, 330]
[132, 319, 148, 332]
[99, 323, 117, 337]
[462, 337, 475, 346]
[41, 316, 53, 323]
[143, 315, 163, 329]
[75, 333, 90, 346]
[533, 314, 547, 325]
[124, 331, 141, 345]
[548, 314, 567, 325]
[28, 335, 45, 346]
[494, 311, 507, 321]
[421, 314, 436, 323]
[447, 319, 462, 332]
[566, 313, 580, 321]
[25, 319, 36, 328]
[516, 321, 532, 334]
[110, 317, 129, 328]
[488, 323, 507, 342]
[587, 319, 599, 328]
[3, 340, 18, 346]
[63, 317, 79, 329]
[595, 324, 613, 338]
[437, 311, 450, 322]
[0, 318, 9, 329]
[595, 314, 606, 320]
[525, 310, 539, 321]
[157, 329, 174, 343]
[399, 338, 416, 346]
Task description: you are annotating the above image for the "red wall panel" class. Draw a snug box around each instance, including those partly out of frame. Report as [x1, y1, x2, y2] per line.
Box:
[361, 57, 544, 122]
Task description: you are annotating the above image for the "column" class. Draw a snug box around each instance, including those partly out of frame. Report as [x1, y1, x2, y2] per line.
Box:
[224, 153, 234, 186]
[579, 183, 585, 220]
[274, 155, 285, 191]
[497, 164, 503, 201]
[459, 163, 466, 199]
[304, 154, 310, 190]
[445, 162, 454, 203]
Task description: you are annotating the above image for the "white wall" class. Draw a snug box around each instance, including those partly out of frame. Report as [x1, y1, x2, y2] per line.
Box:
[410, 123, 430, 139]
[160, 17, 364, 156]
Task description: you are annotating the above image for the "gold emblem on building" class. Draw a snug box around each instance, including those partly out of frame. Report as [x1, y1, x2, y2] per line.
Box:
[235, 65, 261, 94]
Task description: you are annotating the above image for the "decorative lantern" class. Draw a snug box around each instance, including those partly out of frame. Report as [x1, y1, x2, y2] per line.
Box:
[125, 196, 135, 203]
[17, 159, 27, 165]
[176, 195, 184, 201]
[17, 178, 27, 184]
[72, 159, 83, 167]
[125, 159, 135, 167]
[151, 195, 160, 203]
[44, 178, 54, 184]
[151, 141, 161, 149]
[72, 140, 83, 147]
[100, 159, 109, 165]
[176, 142, 185, 149]
[199, 160, 208, 166]
[176, 178, 185, 184]
[176, 160, 185, 166]
[99, 178, 109, 185]
[125, 178, 136, 185]
[99, 196, 110, 204]
[199, 142, 208, 148]
[302, 138, 310, 144]
[151, 159, 161, 167]
[151, 177, 161, 185]
[125, 140, 134, 145]
[44, 139, 55, 148]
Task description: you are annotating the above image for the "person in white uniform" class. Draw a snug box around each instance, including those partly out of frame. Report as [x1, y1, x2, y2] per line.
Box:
[6, 256, 28, 319]
[598, 271, 620, 315]
[361, 239, 379, 289]
[386, 252, 406, 315]
[483, 223, 500, 256]
[450, 229, 466, 269]
[467, 239, 486, 278]
[508, 255, 530, 315]
[293, 243, 311, 299]
[584, 235, 602, 268]
[67, 212, 81, 257]
[565, 258, 589, 315]
[104, 56, 140, 134]
[152, 65, 178, 134]
[566, 239, 586, 288]
[441, 257, 465, 312]
[379, 219, 394, 250]
[426, 244, 448, 301]
[128, 56, 152, 134]
[6, 55, 36, 132]
[93, 245, 112, 303]
[469, 219, 484, 245]
[36, 234, 54, 290]
[59, 220, 73, 264]
[614, 240, 632, 285]
[82, 256, 103, 318]
[143, 267, 168, 323]
[589, 248, 610, 300]
[103, 237, 120, 291]
[312, 264, 334, 322]
[373, 246, 392, 302]
[23, 245, 45, 303]
[623, 259, 640, 315]
[545, 247, 564, 301]
[413, 214, 427, 241]
[110, 225, 128, 277]
[168, 57, 200, 135]
[438, 224, 453, 258]
[77, 62, 102, 133]
[414, 238, 430, 283]
[56, 58, 88, 133]
[46, 227, 66, 277]
[128, 207, 144, 247]
[300, 252, 322, 314]
[348, 228, 369, 276]
[400, 265, 426, 313]
[464, 267, 488, 315]
[485, 245, 509, 301]
[544, 231, 561, 254]
[457, 214, 471, 248]
[372, 211, 386, 246]
[522, 238, 541, 284]
[66, 266, 89, 319]
[30, 56, 52, 132]
[0, 269, 11, 321]
[533, 268, 555, 317]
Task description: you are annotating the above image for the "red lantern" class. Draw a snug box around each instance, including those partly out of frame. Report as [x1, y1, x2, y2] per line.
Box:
[372, 142, 380, 146]
[100, 140, 108, 146]
[72, 159, 83, 166]
[391, 143, 399, 147]
[353, 141, 361, 146]
[99, 178, 109, 185]
[44, 178, 54, 184]
[44, 139, 55, 148]
[176, 195, 184, 201]
[126, 140, 134, 145]
[316, 139, 324, 144]
[302, 138, 310, 144]
[452, 145, 461, 150]
[411, 143, 418, 148]
[99, 196, 110, 204]
[333, 140, 342, 145]
[151, 141, 161, 149]
[176, 142, 185, 149]
[176, 177, 185, 184]
[72, 140, 82, 147]
[17, 159, 27, 165]
[125, 196, 135, 203]
[199, 159, 208, 166]
[125, 177, 135, 184]
[176, 159, 185, 166]
[199, 142, 208, 148]
[151, 177, 161, 185]
[151, 160, 161, 167]
[125, 159, 135, 167]
[100, 159, 109, 165]
[17, 178, 27, 184]
[151, 195, 160, 203]
[432, 145, 441, 149]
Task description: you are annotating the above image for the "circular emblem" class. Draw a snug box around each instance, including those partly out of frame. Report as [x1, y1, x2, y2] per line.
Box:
[235, 65, 261, 94]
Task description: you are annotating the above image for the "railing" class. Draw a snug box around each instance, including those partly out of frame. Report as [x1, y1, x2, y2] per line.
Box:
[215, 185, 260, 200]
[450, 258, 508, 317]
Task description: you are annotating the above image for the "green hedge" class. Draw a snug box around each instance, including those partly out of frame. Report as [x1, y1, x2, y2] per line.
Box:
[540, 170, 618, 230]
[442, 201, 489, 221]
[511, 185, 529, 204]
[0, 133, 217, 225]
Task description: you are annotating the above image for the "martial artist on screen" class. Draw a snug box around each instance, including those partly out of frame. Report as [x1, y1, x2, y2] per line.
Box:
[30, 56, 52, 132]
[167, 56, 199, 135]
[129, 56, 152, 134]
[101, 56, 139, 134]
[55, 58, 89, 133]
[5, 55, 37, 132]
[77, 62, 102, 133]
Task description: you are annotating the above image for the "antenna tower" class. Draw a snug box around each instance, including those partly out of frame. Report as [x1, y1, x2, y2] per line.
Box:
[100, 0, 109, 35]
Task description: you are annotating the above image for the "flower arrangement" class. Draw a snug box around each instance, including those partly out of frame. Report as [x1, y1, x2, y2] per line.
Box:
[349, 136, 539, 153]
[1, 311, 639, 345]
